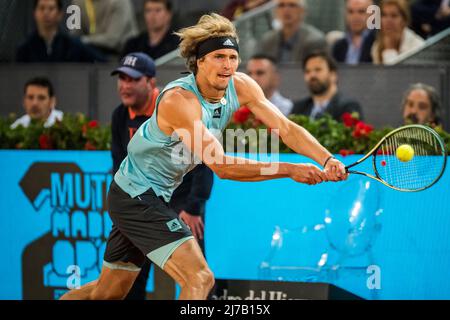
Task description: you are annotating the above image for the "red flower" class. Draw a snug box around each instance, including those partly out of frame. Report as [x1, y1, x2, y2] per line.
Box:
[39, 134, 53, 149]
[339, 149, 355, 157]
[88, 120, 99, 128]
[357, 121, 373, 133]
[352, 121, 373, 138]
[352, 129, 362, 138]
[233, 106, 251, 124]
[82, 120, 99, 136]
[342, 112, 359, 127]
[84, 141, 97, 150]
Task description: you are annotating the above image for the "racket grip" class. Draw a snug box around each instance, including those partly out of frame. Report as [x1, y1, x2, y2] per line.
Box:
[345, 161, 358, 171]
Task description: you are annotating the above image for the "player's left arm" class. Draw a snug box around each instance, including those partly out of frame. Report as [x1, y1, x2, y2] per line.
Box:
[234, 72, 347, 181]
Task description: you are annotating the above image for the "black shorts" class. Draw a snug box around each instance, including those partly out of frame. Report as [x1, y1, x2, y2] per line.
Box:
[103, 180, 193, 270]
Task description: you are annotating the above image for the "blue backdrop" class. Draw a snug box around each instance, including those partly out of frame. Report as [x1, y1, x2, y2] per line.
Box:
[0, 151, 449, 299]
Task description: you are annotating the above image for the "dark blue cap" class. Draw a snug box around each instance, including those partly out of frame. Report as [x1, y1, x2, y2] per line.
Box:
[111, 52, 156, 79]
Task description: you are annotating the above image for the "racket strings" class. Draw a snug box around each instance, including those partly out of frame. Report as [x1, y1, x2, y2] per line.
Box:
[375, 127, 445, 191]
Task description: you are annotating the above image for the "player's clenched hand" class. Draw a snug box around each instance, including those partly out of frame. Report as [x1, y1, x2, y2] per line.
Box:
[289, 163, 329, 185]
[324, 158, 348, 181]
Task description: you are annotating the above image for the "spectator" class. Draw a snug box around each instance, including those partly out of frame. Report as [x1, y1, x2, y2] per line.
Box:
[71, 0, 138, 57]
[372, 0, 425, 65]
[122, 0, 179, 60]
[332, 0, 376, 64]
[11, 77, 63, 129]
[221, 0, 269, 21]
[411, 0, 450, 39]
[291, 51, 364, 121]
[255, 0, 327, 63]
[16, 0, 105, 63]
[402, 83, 442, 126]
[110, 52, 214, 299]
[111, 53, 159, 174]
[246, 54, 293, 116]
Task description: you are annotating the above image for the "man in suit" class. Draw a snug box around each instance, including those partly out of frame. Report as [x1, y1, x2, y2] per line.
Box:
[332, 0, 376, 64]
[291, 51, 364, 122]
[122, 0, 179, 60]
[16, 0, 105, 63]
[255, 0, 327, 63]
[246, 54, 293, 116]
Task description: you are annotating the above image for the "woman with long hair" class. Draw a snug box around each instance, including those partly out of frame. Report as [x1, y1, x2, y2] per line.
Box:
[372, 0, 425, 64]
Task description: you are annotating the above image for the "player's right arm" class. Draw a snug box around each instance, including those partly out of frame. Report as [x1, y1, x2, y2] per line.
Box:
[157, 88, 328, 185]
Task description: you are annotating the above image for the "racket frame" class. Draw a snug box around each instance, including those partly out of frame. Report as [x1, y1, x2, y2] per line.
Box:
[344, 124, 447, 192]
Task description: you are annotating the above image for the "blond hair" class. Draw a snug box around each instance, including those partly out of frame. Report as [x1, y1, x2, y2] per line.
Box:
[375, 0, 411, 63]
[175, 13, 239, 74]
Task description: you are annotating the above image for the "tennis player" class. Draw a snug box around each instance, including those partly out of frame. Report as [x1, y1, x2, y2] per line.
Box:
[61, 13, 348, 300]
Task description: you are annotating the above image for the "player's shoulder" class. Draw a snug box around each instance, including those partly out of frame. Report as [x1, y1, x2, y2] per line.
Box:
[233, 72, 260, 90]
[158, 87, 201, 117]
[233, 72, 254, 87]
[161, 87, 198, 107]
[233, 72, 260, 102]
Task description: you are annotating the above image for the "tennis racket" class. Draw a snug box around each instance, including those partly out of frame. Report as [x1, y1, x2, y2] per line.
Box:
[344, 124, 447, 192]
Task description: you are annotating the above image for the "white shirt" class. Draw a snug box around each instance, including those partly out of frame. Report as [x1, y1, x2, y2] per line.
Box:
[372, 28, 425, 65]
[269, 91, 293, 116]
[11, 109, 64, 129]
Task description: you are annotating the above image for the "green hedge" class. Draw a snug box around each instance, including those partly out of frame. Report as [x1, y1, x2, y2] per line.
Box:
[1, 111, 449, 154]
[0, 113, 111, 150]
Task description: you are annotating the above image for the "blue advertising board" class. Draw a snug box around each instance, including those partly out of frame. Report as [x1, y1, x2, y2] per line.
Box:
[0, 151, 449, 299]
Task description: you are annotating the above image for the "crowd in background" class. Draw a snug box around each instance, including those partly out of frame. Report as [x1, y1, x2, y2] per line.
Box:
[10, 0, 450, 63]
[8, 0, 447, 129]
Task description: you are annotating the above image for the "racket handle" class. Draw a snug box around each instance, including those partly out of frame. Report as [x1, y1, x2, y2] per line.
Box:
[345, 162, 358, 171]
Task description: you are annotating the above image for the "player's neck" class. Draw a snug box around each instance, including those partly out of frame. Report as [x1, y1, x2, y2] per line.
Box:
[199, 90, 225, 103]
[196, 75, 226, 103]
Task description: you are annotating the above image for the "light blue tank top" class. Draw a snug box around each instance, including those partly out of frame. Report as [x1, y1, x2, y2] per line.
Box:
[114, 73, 240, 201]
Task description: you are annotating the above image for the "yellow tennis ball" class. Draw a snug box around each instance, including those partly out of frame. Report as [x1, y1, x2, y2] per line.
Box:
[396, 144, 414, 162]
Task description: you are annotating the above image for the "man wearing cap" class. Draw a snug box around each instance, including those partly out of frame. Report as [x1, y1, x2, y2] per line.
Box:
[61, 14, 347, 300]
[109, 52, 214, 300]
[110, 52, 159, 174]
